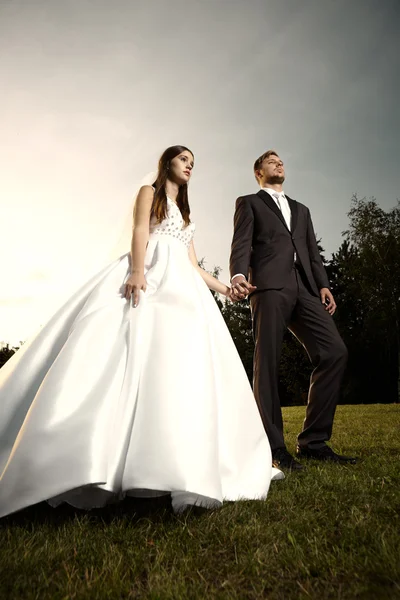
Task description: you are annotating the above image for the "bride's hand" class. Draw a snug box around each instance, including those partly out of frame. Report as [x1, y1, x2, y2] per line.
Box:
[226, 287, 238, 302]
[124, 271, 147, 307]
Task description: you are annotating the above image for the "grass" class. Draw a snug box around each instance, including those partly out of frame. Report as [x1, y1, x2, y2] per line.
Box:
[1, 404, 399, 599]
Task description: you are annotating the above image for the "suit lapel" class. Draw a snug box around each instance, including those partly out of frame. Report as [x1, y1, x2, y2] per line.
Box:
[257, 190, 292, 232]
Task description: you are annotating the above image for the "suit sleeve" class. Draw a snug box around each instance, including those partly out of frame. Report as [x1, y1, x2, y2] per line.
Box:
[306, 208, 330, 290]
[229, 197, 254, 281]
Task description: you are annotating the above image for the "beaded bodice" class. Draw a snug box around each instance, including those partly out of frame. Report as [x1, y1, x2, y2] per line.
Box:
[149, 197, 195, 248]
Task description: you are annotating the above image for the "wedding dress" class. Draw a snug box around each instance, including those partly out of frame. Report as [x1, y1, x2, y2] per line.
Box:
[0, 197, 283, 516]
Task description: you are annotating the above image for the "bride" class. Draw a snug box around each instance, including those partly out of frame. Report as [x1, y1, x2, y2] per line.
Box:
[0, 145, 283, 517]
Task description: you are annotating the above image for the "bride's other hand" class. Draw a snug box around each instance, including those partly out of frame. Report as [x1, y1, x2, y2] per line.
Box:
[124, 271, 147, 307]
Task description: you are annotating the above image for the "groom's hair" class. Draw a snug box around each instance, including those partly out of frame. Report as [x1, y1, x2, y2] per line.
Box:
[254, 150, 278, 182]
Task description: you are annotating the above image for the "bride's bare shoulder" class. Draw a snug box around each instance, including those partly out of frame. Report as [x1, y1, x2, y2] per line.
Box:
[135, 185, 154, 205]
[138, 184, 155, 196]
[133, 186, 154, 221]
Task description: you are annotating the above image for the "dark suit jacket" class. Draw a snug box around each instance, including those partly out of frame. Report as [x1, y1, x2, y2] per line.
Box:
[229, 190, 330, 297]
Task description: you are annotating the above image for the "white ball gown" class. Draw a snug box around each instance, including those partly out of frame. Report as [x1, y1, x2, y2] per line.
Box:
[0, 198, 283, 517]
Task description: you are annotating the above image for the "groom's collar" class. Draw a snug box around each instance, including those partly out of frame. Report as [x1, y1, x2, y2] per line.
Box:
[257, 189, 298, 233]
[261, 187, 286, 198]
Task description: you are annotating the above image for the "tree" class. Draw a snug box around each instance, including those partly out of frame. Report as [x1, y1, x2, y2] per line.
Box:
[222, 298, 254, 381]
[197, 258, 223, 311]
[328, 195, 400, 403]
[0, 344, 19, 368]
[3, 198, 397, 407]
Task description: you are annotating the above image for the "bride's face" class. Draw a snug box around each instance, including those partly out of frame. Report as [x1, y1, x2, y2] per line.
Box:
[169, 151, 194, 185]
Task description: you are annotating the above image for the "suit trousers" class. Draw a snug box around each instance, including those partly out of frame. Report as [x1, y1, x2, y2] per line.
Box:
[250, 266, 348, 452]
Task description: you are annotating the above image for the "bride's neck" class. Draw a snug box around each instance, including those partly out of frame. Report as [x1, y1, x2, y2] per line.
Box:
[165, 180, 180, 202]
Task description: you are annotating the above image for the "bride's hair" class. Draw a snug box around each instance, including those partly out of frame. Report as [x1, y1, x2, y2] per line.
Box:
[151, 145, 193, 226]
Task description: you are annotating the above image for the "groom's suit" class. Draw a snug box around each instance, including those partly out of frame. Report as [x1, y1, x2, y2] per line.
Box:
[230, 189, 348, 451]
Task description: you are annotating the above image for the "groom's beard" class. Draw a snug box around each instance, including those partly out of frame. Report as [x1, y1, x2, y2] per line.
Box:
[266, 175, 285, 185]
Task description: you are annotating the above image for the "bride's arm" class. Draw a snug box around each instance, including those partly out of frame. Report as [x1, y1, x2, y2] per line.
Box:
[188, 240, 231, 297]
[130, 186, 153, 271]
[124, 185, 153, 305]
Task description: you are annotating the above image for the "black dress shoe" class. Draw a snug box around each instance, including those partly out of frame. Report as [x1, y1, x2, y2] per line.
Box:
[272, 448, 305, 471]
[296, 445, 357, 464]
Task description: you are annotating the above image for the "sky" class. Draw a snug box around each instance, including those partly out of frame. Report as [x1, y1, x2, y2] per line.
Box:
[1, 0, 399, 343]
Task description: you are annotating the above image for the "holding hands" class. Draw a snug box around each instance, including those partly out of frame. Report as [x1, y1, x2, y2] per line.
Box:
[124, 270, 258, 307]
[229, 275, 257, 302]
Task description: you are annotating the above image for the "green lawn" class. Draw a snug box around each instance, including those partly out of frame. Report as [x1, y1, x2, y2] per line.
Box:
[1, 405, 399, 599]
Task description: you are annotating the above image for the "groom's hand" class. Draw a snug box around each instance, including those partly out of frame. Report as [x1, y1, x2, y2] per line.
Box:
[231, 275, 257, 300]
[320, 288, 337, 315]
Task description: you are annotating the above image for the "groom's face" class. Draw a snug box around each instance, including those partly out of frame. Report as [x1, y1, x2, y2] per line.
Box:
[260, 155, 285, 186]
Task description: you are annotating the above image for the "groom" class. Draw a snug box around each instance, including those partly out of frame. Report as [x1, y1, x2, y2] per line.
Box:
[229, 150, 356, 470]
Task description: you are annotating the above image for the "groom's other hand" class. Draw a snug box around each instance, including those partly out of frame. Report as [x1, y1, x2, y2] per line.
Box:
[320, 287, 337, 315]
[231, 275, 257, 300]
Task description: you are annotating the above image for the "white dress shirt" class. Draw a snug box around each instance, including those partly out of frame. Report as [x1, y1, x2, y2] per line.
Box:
[231, 187, 292, 283]
[262, 187, 291, 231]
